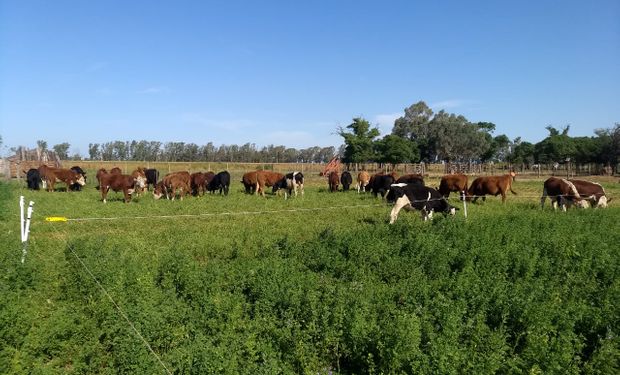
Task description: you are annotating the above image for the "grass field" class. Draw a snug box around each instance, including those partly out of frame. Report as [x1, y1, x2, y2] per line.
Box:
[1, 172, 619, 374]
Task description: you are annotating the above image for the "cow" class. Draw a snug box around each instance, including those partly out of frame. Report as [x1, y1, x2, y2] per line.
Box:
[110, 167, 122, 175]
[153, 171, 191, 200]
[131, 168, 148, 196]
[24, 168, 42, 190]
[191, 172, 208, 196]
[388, 183, 458, 223]
[438, 174, 468, 199]
[569, 179, 610, 208]
[38, 165, 86, 192]
[272, 172, 305, 199]
[145, 168, 159, 191]
[207, 171, 231, 195]
[467, 172, 517, 203]
[98, 172, 140, 203]
[340, 171, 353, 191]
[95, 168, 108, 190]
[540, 177, 586, 211]
[370, 173, 396, 198]
[396, 174, 425, 185]
[242, 171, 259, 194]
[69, 166, 87, 191]
[328, 171, 339, 192]
[256, 171, 285, 196]
[357, 171, 370, 193]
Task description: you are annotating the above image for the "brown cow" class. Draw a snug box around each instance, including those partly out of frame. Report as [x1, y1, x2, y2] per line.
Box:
[467, 172, 517, 203]
[396, 174, 425, 185]
[357, 171, 370, 193]
[541, 177, 586, 211]
[154, 171, 191, 200]
[38, 165, 86, 192]
[131, 168, 147, 196]
[110, 167, 122, 175]
[242, 171, 259, 194]
[438, 174, 468, 199]
[328, 171, 339, 192]
[98, 172, 138, 203]
[190, 172, 208, 196]
[569, 179, 609, 208]
[256, 171, 285, 196]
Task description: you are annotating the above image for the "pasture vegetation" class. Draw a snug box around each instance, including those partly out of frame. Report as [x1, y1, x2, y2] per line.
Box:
[1, 171, 619, 374]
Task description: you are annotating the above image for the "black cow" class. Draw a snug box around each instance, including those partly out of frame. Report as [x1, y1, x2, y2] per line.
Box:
[207, 171, 231, 195]
[25, 168, 42, 190]
[371, 174, 396, 198]
[145, 169, 159, 191]
[272, 172, 304, 199]
[69, 166, 87, 191]
[340, 171, 353, 191]
[388, 183, 458, 223]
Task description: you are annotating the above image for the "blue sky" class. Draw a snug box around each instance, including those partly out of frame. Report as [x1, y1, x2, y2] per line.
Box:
[1, 1, 619, 157]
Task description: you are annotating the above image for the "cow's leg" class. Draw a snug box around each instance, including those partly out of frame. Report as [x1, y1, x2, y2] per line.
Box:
[389, 196, 411, 224]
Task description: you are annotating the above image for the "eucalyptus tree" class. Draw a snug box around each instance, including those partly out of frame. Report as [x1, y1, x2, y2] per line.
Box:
[338, 117, 380, 164]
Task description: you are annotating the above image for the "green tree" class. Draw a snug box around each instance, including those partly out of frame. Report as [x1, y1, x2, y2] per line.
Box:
[52, 142, 71, 160]
[37, 140, 47, 151]
[534, 126, 576, 163]
[373, 135, 419, 166]
[338, 117, 380, 164]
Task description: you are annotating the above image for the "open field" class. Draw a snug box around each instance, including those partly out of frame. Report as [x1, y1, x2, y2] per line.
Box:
[1, 174, 619, 374]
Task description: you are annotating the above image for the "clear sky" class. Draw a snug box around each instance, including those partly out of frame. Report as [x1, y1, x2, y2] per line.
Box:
[1, 1, 619, 157]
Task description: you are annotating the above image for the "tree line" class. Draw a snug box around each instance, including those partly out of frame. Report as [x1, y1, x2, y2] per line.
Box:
[8, 100, 619, 168]
[339, 101, 619, 168]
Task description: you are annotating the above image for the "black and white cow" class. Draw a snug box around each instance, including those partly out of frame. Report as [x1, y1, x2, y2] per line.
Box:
[272, 172, 305, 199]
[388, 183, 458, 223]
[25, 168, 42, 190]
[69, 166, 87, 191]
[145, 168, 159, 191]
[340, 171, 353, 191]
[207, 170, 231, 195]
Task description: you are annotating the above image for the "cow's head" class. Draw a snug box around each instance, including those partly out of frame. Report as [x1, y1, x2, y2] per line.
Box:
[75, 174, 86, 186]
[153, 183, 165, 200]
[596, 196, 608, 208]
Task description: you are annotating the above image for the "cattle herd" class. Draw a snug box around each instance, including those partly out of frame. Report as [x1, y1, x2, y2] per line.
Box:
[23, 166, 610, 221]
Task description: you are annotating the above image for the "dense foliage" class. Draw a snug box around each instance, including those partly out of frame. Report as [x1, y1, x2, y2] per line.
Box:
[1, 177, 619, 374]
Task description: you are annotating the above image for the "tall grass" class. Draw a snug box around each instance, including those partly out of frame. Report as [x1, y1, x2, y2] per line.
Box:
[1, 178, 619, 374]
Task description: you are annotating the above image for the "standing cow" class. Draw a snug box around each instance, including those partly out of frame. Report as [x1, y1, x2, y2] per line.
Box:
[328, 171, 339, 192]
[370, 173, 396, 198]
[467, 172, 517, 203]
[207, 171, 231, 195]
[438, 174, 468, 199]
[357, 171, 370, 193]
[340, 171, 353, 191]
[145, 168, 159, 191]
[389, 183, 458, 223]
[256, 171, 284, 196]
[24, 168, 42, 190]
[272, 172, 305, 199]
[242, 171, 259, 194]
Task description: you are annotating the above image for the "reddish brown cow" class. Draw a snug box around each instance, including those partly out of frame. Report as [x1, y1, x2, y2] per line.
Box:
[569, 179, 609, 208]
[256, 171, 285, 196]
[357, 171, 370, 193]
[154, 171, 191, 200]
[38, 165, 86, 192]
[98, 172, 138, 203]
[540, 177, 585, 211]
[191, 172, 208, 196]
[328, 171, 340, 192]
[438, 174, 468, 199]
[110, 167, 122, 175]
[467, 172, 517, 203]
[242, 171, 259, 194]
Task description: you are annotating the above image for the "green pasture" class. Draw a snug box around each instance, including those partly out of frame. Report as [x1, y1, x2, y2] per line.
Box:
[1, 174, 619, 374]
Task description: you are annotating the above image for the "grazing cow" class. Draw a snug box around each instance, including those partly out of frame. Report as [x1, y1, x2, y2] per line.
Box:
[467, 172, 517, 203]
[396, 174, 425, 185]
[540, 177, 586, 211]
[207, 171, 231, 195]
[242, 171, 259, 194]
[272, 172, 305, 199]
[328, 171, 339, 192]
[370, 173, 396, 198]
[191, 172, 208, 196]
[357, 171, 370, 193]
[145, 168, 159, 191]
[38, 166, 86, 192]
[389, 183, 458, 223]
[98, 172, 139, 203]
[69, 166, 87, 191]
[256, 171, 285, 196]
[569, 179, 610, 208]
[340, 171, 353, 191]
[438, 174, 468, 199]
[153, 171, 191, 200]
[24, 168, 42, 190]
